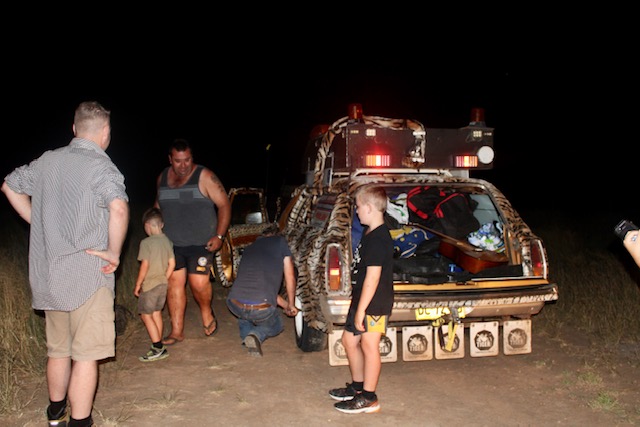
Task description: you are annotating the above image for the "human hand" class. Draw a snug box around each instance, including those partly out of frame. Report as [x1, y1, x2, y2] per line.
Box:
[284, 305, 298, 317]
[623, 230, 640, 268]
[624, 229, 639, 244]
[86, 249, 120, 275]
[205, 237, 223, 252]
[355, 311, 365, 332]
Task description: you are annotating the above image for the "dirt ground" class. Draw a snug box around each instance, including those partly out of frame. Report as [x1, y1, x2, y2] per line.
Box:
[7, 283, 640, 427]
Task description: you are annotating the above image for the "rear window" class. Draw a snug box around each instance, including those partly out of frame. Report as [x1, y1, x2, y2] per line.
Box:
[384, 184, 500, 240]
[230, 192, 266, 225]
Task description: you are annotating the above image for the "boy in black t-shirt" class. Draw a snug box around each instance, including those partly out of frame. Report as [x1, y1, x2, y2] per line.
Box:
[329, 185, 394, 414]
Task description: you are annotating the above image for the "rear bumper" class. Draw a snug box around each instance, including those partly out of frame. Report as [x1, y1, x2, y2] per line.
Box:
[324, 281, 558, 326]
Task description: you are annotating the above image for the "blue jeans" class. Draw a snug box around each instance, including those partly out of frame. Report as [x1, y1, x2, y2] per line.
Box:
[226, 299, 283, 343]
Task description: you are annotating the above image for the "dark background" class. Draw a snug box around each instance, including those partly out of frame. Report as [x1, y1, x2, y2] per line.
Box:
[2, 30, 639, 222]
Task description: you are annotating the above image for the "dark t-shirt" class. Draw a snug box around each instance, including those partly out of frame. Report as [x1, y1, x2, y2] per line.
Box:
[227, 235, 292, 307]
[350, 223, 394, 315]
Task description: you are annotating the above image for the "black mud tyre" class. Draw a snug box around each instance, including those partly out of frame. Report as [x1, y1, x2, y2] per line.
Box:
[294, 305, 327, 352]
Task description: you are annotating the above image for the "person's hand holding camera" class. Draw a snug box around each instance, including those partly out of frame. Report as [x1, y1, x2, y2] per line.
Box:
[618, 220, 640, 268]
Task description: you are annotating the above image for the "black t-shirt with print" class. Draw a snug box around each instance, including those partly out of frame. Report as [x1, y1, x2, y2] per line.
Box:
[350, 223, 394, 315]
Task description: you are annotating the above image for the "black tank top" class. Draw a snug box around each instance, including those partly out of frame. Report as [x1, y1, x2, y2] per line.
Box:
[157, 165, 217, 247]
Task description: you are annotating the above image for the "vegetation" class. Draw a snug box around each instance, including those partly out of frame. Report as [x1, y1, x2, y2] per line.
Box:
[0, 214, 45, 414]
[0, 205, 146, 414]
[525, 208, 640, 347]
[0, 205, 639, 417]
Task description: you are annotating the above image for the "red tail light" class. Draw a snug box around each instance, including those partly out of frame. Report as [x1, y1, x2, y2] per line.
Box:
[327, 244, 342, 291]
[454, 155, 478, 168]
[529, 239, 548, 278]
[364, 154, 391, 167]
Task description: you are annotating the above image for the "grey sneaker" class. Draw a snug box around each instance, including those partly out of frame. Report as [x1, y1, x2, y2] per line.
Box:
[139, 346, 169, 362]
[47, 405, 69, 427]
[334, 393, 380, 414]
[329, 382, 361, 401]
[243, 334, 263, 357]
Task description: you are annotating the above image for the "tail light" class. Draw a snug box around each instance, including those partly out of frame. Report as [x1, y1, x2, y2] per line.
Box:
[529, 239, 548, 279]
[454, 155, 478, 168]
[326, 244, 343, 291]
[364, 154, 391, 167]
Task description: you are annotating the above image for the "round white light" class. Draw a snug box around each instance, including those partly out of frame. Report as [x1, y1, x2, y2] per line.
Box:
[477, 146, 495, 164]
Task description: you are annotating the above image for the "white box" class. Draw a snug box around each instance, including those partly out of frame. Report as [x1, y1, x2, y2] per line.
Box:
[402, 325, 433, 361]
[434, 323, 465, 359]
[469, 321, 499, 357]
[503, 319, 532, 355]
[328, 327, 397, 366]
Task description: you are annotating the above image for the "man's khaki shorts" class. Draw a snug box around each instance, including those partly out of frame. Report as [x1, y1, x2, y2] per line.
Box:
[45, 286, 115, 361]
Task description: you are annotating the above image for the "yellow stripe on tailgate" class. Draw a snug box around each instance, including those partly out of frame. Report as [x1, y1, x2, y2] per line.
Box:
[394, 278, 549, 292]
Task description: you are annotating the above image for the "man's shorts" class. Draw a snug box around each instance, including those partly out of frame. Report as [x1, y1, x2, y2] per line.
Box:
[45, 286, 115, 361]
[138, 283, 168, 314]
[174, 245, 214, 275]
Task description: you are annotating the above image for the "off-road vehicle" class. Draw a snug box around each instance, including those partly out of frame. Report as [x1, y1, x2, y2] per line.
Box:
[280, 104, 558, 363]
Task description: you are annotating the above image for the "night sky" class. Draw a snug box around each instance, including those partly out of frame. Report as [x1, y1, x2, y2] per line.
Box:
[2, 46, 638, 220]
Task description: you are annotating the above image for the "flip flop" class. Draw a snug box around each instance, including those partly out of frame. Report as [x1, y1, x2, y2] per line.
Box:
[204, 316, 218, 337]
[162, 336, 184, 346]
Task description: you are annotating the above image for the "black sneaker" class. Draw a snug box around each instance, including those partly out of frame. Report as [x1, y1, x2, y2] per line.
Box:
[139, 346, 169, 362]
[244, 334, 263, 357]
[47, 405, 69, 427]
[329, 382, 361, 401]
[334, 393, 380, 414]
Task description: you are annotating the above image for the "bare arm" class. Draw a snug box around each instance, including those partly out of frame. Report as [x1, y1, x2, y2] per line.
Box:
[107, 198, 129, 255]
[354, 266, 382, 332]
[279, 256, 298, 316]
[86, 197, 130, 275]
[200, 168, 231, 252]
[134, 259, 150, 297]
[623, 230, 640, 268]
[166, 257, 176, 279]
[1, 181, 32, 224]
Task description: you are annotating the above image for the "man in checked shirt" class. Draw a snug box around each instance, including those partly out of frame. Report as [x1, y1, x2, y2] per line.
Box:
[2, 101, 129, 427]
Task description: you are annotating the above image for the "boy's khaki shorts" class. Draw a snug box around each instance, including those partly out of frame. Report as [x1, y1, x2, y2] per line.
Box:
[45, 286, 115, 361]
[138, 283, 168, 314]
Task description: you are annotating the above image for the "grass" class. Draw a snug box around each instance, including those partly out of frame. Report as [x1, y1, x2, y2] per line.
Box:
[1, 204, 639, 419]
[525, 208, 640, 347]
[0, 215, 46, 414]
[0, 205, 147, 414]
[588, 391, 621, 412]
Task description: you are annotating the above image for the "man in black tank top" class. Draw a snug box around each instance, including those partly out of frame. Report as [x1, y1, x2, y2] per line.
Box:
[155, 139, 231, 345]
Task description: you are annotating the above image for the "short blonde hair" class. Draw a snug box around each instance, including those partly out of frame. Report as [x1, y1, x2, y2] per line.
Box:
[354, 185, 387, 213]
[73, 101, 110, 134]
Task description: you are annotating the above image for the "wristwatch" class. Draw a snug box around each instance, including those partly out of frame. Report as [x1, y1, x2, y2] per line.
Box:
[216, 234, 225, 242]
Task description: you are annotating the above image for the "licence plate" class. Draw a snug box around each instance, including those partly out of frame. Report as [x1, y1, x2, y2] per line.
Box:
[415, 307, 466, 321]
